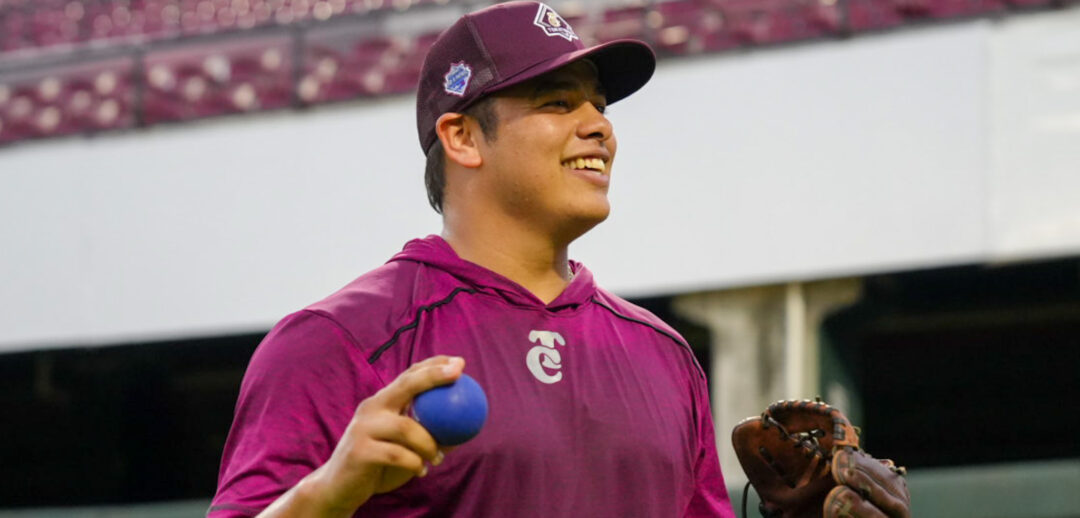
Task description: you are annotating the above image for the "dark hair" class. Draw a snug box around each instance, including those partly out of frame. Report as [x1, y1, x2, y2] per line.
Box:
[424, 97, 498, 214]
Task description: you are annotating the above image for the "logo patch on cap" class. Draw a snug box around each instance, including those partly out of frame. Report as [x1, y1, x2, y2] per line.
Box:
[443, 62, 472, 96]
[533, 3, 578, 42]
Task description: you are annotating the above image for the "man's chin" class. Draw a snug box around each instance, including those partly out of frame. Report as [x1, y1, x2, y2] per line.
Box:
[559, 209, 610, 244]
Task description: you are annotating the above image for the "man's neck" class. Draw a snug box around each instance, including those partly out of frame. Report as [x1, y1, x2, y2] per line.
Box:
[441, 224, 574, 305]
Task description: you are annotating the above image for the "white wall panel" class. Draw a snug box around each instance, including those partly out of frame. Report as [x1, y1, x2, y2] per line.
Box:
[578, 22, 990, 294]
[1, 103, 439, 349]
[988, 7, 1080, 260]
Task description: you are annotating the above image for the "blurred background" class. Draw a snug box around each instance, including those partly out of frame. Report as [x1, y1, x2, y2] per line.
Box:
[1, 0, 1079, 516]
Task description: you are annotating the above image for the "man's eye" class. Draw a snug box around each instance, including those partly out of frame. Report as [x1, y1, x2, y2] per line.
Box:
[544, 100, 570, 109]
[594, 103, 607, 114]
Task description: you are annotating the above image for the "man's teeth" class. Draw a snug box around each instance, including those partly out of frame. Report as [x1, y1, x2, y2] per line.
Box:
[562, 158, 606, 171]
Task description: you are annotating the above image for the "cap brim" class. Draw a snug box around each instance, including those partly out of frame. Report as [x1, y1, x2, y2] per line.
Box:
[476, 39, 656, 106]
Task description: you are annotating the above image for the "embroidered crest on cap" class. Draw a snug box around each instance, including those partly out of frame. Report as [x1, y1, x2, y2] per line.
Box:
[443, 61, 472, 96]
[533, 3, 578, 42]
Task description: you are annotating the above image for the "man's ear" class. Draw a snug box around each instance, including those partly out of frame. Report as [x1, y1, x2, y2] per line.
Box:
[436, 112, 483, 168]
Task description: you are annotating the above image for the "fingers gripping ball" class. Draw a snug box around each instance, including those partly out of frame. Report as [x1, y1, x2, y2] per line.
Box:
[412, 373, 489, 446]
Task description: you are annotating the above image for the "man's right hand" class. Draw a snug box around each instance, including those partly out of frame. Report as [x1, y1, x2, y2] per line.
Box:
[258, 355, 466, 518]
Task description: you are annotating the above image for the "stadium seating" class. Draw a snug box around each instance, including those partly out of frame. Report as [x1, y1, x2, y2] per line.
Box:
[647, 0, 739, 55]
[0, 58, 134, 143]
[895, 0, 1005, 18]
[142, 37, 292, 123]
[382, 30, 440, 94]
[0, 0, 446, 54]
[847, 0, 1013, 32]
[716, 0, 842, 45]
[0, 0, 1070, 146]
[593, 4, 651, 44]
[297, 28, 439, 104]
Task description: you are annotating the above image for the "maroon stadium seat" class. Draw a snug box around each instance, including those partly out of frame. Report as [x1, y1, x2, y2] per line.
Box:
[848, 0, 1004, 31]
[299, 31, 402, 103]
[0, 58, 134, 144]
[648, 0, 739, 55]
[593, 4, 649, 44]
[845, 0, 906, 31]
[889, 0, 1004, 18]
[385, 31, 440, 94]
[701, 0, 840, 45]
[143, 38, 291, 124]
[0, 86, 38, 143]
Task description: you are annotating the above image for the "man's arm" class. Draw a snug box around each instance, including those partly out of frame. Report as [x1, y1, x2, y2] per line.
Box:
[209, 311, 462, 518]
[256, 355, 463, 517]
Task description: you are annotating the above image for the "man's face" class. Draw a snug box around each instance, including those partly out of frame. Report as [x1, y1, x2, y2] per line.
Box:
[474, 60, 616, 240]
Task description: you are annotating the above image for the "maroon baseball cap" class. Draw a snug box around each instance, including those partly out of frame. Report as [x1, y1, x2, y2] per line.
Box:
[416, 1, 656, 153]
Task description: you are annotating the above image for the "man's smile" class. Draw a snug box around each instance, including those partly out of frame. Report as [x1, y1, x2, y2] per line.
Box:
[560, 157, 607, 172]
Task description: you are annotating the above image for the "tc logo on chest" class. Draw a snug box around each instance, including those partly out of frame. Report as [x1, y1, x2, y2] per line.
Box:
[526, 330, 565, 384]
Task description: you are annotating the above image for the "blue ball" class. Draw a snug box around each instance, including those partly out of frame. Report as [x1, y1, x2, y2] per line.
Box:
[412, 373, 489, 446]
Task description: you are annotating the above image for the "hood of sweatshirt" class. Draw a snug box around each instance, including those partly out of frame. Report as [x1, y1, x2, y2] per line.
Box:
[389, 235, 597, 313]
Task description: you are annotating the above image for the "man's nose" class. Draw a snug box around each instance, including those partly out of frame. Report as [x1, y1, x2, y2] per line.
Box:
[576, 102, 613, 142]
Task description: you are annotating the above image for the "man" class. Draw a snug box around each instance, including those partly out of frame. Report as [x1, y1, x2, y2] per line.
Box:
[209, 2, 734, 516]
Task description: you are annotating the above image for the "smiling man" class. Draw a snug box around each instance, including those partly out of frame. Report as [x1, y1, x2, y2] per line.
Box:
[209, 2, 735, 517]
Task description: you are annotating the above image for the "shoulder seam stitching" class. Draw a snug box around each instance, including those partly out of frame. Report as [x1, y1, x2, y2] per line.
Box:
[367, 287, 478, 364]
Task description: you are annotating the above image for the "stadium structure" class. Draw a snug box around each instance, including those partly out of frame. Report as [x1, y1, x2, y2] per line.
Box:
[1, 0, 1078, 515]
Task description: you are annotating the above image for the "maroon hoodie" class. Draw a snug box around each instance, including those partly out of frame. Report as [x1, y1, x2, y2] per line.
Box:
[210, 235, 733, 517]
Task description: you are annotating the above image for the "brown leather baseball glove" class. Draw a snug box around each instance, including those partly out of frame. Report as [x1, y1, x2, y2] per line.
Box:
[731, 399, 911, 518]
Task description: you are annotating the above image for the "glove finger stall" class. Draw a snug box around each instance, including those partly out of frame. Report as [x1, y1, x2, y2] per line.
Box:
[824, 485, 891, 518]
[831, 449, 911, 518]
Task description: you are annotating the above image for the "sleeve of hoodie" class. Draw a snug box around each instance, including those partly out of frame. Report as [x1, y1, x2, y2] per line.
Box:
[683, 366, 736, 517]
[207, 310, 384, 518]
